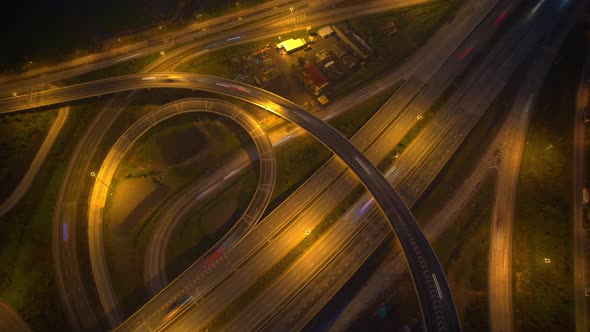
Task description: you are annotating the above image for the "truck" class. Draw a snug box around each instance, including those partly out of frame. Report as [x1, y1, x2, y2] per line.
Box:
[584, 187, 589, 205]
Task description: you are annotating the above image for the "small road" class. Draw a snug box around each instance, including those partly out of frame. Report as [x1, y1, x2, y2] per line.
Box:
[0, 104, 69, 218]
[489, 5, 585, 331]
[0, 299, 31, 332]
[573, 30, 590, 332]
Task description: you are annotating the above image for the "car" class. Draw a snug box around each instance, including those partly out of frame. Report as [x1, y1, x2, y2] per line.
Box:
[585, 288, 590, 297]
[584, 106, 590, 124]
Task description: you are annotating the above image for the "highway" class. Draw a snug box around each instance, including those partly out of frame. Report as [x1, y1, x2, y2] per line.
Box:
[119, 0, 506, 330]
[320, 1, 581, 330]
[487, 7, 582, 330]
[0, 71, 459, 331]
[44, 1, 435, 329]
[87, 96, 276, 303]
[219, 0, 533, 329]
[0, 0, 433, 98]
[573, 31, 590, 332]
[0, 299, 31, 332]
[0, 103, 68, 217]
[1, 0, 560, 330]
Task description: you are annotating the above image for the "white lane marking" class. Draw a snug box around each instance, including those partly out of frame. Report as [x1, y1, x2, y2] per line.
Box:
[223, 170, 238, 181]
[524, 92, 535, 113]
[354, 156, 372, 175]
[116, 52, 143, 62]
[385, 166, 397, 178]
[432, 273, 444, 299]
[530, 0, 546, 15]
[297, 111, 311, 122]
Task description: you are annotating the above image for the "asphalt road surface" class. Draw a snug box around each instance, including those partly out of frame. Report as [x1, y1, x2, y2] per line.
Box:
[87, 97, 277, 321]
[0, 72, 459, 331]
[329, 1, 582, 330]
[42, 1, 436, 329]
[488, 6, 582, 330]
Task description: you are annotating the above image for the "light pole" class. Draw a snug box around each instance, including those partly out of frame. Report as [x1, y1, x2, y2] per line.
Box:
[290, 7, 294, 38]
[90, 171, 113, 194]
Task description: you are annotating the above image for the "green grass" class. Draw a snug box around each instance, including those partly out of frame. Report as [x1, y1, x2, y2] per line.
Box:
[0, 110, 57, 201]
[512, 24, 584, 332]
[0, 103, 98, 331]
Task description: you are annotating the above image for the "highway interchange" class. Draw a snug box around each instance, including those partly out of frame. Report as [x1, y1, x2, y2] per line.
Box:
[0, 0, 587, 331]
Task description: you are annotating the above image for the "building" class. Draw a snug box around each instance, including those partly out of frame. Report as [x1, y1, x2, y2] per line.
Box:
[276, 38, 307, 54]
[302, 62, 329, 95]
[318, 26, 335, 39]
[330, 43, 349, 59]
[331, 25, 373, 59]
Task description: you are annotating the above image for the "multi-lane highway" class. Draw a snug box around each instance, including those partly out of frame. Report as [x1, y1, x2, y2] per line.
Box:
[324, 1, 582, 329]
[0, 0, 347, 95]
[118, 0, 506, 329]
[39, 1, 433, 329]
[88, 97, 277, 321]
[3, 0, 579, 330]
[0, 72, 459, 331]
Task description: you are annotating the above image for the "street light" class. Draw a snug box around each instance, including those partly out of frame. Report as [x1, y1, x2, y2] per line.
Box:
[290, 7, 295, 38]
[90, 171, 113, 194]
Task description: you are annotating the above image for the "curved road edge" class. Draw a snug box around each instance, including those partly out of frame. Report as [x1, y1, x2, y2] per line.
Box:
[0, 105, 69, 218]
[0, 72, 460, 331]
[0, 299, 32, 332]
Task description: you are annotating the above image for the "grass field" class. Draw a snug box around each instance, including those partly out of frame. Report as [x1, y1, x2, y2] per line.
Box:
[0, 110, 57, 202]
[0, 103, 98, 331]
[512, 24, 584, 332]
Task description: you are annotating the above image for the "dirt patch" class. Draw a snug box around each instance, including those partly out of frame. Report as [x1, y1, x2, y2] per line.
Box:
[158, 125, 207, 165]
[107, 177, 168, 234]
